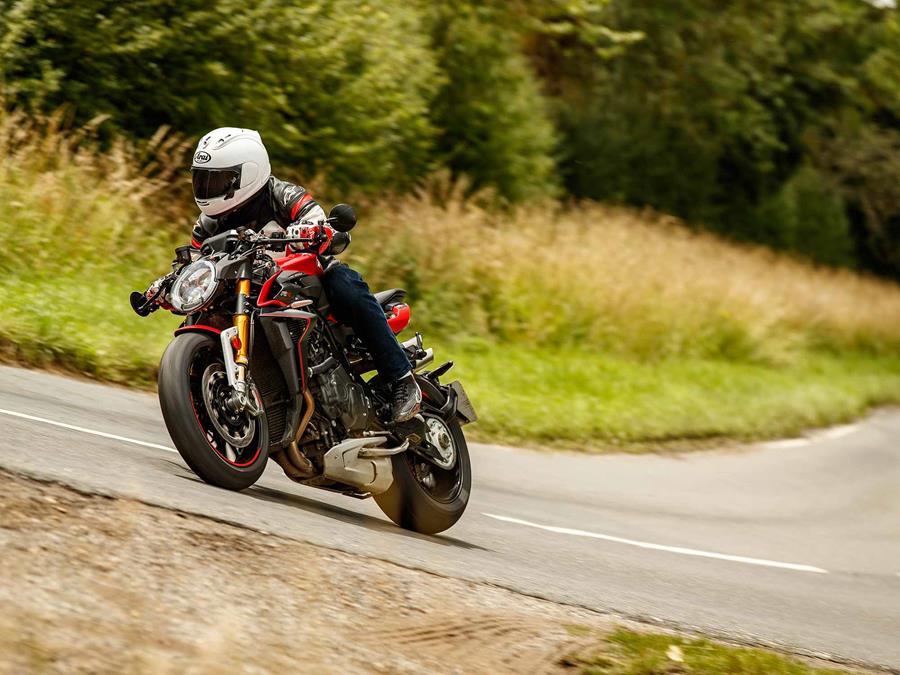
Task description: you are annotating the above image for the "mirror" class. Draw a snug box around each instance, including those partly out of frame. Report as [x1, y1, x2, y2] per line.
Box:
[174, 245, 193, 266]
[130, 291, 152, 317]
[328, 203, 357, 232]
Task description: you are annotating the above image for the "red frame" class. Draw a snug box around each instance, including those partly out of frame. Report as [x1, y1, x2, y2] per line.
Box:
[295, 318, 313, 389]
[257, 272, 287, 308]
[173, 253, 411, 342]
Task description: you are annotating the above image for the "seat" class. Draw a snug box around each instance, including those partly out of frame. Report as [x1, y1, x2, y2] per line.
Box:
[373, 288, 406, 309]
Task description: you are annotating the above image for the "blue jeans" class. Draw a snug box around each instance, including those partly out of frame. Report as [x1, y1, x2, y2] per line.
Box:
[322, 263, 411, 381]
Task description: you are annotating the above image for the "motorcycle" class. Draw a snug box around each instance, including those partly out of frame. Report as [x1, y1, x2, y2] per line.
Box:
[130, 204, 476, 534]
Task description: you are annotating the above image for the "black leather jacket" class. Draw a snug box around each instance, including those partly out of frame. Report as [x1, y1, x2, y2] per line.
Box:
[190, 176, 349, 257]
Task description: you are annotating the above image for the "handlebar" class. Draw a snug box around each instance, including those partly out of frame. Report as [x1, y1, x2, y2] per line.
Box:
[256, 236, 317, 246]
[241, 227, 323, 248]
[200, 230, 321, 256]
[132, 229, 327, 317]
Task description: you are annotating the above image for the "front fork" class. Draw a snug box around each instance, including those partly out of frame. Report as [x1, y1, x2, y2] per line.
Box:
[220, 278, 260, 416]
[234, 278, 251, 370]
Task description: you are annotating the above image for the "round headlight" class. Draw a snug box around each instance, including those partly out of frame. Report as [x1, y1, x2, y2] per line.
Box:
[170, 260, 219, 313]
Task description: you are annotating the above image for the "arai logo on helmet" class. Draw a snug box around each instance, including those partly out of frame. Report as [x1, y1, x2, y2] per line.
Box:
[194, 151, 212, 164]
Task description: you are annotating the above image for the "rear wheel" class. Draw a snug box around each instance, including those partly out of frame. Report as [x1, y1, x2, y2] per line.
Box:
[374, 379, 471, 535]
[158, 332, 268, 490]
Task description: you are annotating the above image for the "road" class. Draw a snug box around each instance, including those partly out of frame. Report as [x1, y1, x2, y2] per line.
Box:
[1, 364, 898, 670]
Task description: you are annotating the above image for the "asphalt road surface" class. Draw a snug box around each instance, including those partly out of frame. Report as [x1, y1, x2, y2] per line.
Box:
[1, 365, 898, 670]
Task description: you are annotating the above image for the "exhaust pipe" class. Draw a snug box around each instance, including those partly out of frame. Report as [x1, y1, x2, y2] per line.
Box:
[273, 390, 317, 480]
[321, 437, 408, 494]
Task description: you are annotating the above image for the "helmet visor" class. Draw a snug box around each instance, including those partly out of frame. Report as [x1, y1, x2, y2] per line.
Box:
[192, 167, 242, 200]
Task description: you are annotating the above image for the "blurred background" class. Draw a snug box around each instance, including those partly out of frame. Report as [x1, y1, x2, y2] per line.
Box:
[1, 0, 899, 452]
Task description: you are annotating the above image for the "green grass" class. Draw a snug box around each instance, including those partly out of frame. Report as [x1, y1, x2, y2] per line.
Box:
[442, 339, 900, 449]
[2, 276, 899, 450]
[0, 275, 179, 385]
[566, 628, 846, 674]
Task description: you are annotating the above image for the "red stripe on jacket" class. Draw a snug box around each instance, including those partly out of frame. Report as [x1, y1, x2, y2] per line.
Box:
[290, 193, 314, 220]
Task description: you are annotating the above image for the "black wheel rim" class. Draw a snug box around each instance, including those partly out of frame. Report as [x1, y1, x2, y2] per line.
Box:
[187, 346, 264, 468]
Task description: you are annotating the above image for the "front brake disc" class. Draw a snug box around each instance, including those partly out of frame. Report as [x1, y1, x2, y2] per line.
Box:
[201, 363, 255, 448]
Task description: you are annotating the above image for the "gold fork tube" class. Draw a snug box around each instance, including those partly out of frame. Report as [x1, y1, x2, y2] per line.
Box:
[233, 279, 252, 374]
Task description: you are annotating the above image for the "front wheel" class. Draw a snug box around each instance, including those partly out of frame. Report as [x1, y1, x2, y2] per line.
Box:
[158, 332, 268, 491]
[374, 414, 471, 535]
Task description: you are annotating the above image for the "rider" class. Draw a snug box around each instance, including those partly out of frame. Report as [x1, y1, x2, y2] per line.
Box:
[188, 127, 421, 423]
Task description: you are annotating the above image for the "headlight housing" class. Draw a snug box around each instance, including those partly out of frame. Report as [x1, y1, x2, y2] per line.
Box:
[170, 260, 219, 313]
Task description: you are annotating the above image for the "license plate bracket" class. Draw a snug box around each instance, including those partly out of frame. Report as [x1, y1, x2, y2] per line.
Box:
[448, 381, 477, 425]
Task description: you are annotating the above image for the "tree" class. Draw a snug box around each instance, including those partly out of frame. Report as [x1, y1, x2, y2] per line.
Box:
[544, 0, 899, 272]
[424, 3, 560, 201]
[0, 0, 441, 192]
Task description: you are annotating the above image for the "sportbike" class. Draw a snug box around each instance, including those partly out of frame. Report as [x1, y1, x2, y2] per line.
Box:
[131, 204, 475, 534]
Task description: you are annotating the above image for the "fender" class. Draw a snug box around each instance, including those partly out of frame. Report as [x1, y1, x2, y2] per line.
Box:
[174, 324, 223, 337]
[418, 375, 477, 426]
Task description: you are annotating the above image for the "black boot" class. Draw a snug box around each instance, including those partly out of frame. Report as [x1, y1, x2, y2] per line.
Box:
[391, 372, 422, 423]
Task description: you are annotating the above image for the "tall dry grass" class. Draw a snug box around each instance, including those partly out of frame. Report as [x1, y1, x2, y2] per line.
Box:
[351, 181, 900, 361]
[3, 110, 900, 365]
[0, 109, 188, 277]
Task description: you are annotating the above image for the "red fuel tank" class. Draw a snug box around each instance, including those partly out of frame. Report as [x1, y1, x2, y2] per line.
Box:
[273, 251, 324, 277]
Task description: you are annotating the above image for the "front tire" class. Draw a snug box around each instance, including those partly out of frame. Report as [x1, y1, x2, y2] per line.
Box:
[375, 412, 471, 536]
[158, 332, 268, 491]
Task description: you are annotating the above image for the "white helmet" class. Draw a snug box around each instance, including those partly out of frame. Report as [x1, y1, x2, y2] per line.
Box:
[191, 127, 271, 217]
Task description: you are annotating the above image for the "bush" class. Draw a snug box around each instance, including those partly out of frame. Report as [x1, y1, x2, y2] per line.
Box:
[425, 4, 560, 201]
[762, 167, 855, 267]
[549, 0, 900, 275]
[0, 0, 564, 202]
[0, 0, 441, 193]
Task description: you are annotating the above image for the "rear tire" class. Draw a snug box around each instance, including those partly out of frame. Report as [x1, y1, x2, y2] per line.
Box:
[158, 332, 268, 491]
[374, 379, 471, 535]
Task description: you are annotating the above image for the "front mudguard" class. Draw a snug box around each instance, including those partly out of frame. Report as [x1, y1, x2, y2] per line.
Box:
[174, 324, 223, 338]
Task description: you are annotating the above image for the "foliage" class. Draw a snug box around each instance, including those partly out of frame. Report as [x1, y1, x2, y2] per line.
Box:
[753, 165, 855, 268]
[2, 0, 897, 276]
[809, 125, 900, 276]
[0, 0, 441, 193]
[424, 4, 560, 201]
[548, 0, 900, 274]
[0, 0, 567, 201]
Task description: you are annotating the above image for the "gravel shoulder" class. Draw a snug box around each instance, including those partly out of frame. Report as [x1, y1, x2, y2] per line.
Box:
[0, 470, 618, 674]
[0, 471, 864, 674]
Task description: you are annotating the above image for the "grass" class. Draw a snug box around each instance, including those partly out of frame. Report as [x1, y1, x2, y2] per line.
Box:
[350, 181, 900, 361]
[443, 340, 900, 448]
[3, 109, 900, 450]
[0, 274, 179, 383]
[565, 628, 846, 674]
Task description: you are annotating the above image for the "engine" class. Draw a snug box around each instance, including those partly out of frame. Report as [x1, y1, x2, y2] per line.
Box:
[305, 332, 372, 433]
